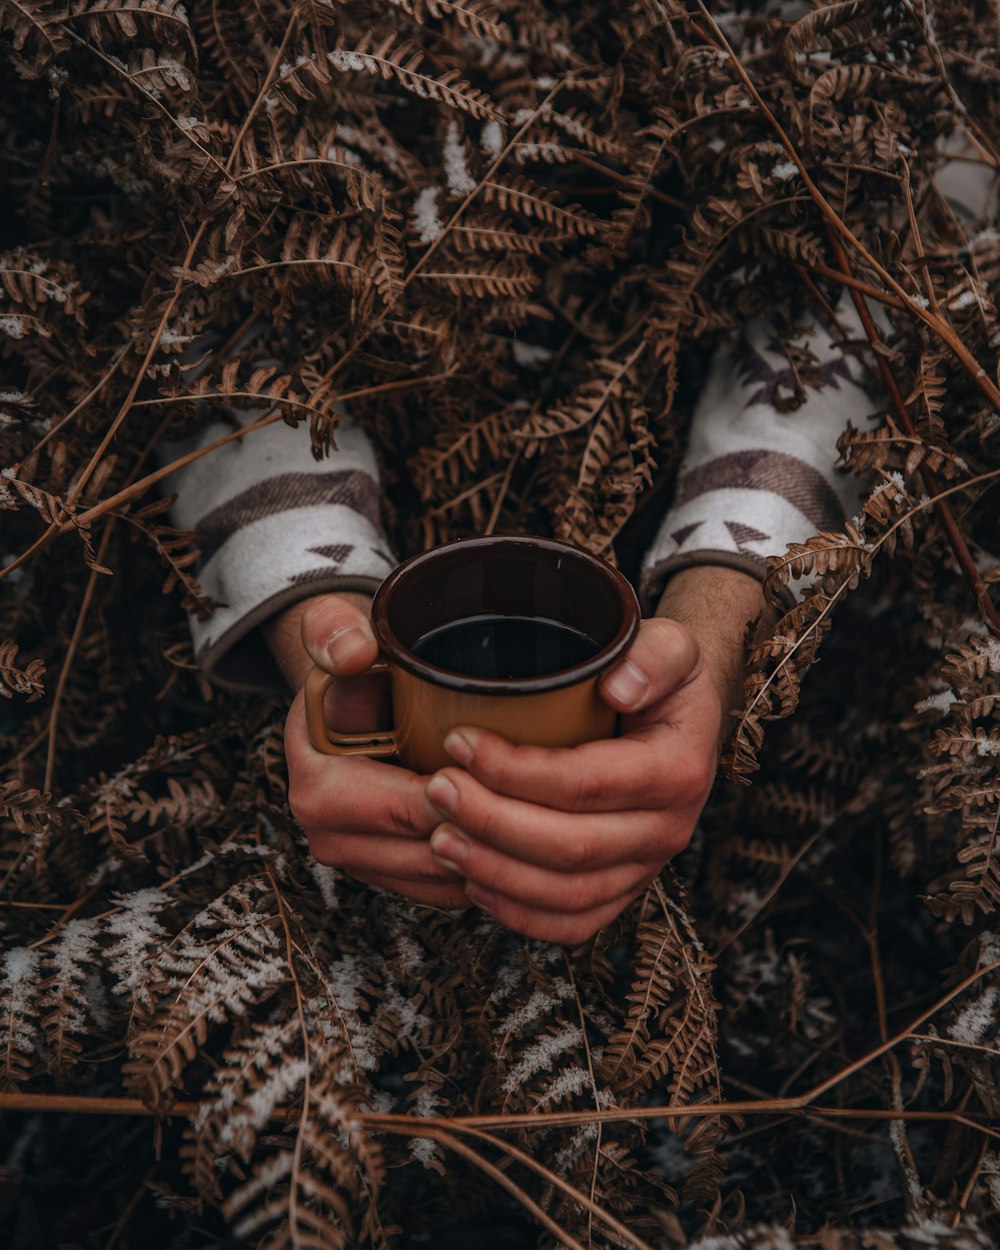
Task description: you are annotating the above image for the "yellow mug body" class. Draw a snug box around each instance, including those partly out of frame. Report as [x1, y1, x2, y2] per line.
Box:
[303, 536, 639, 773]
[306, 661, 617, 774]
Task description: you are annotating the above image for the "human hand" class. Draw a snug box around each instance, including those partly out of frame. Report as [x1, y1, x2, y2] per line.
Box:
[421, 616, 723, 943]
[273, 593, 470, 908]
[269, 566, 765, 929]
[420, 564, 769, 943]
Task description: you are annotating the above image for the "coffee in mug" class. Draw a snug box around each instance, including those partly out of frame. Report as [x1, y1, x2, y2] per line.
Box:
[304, 536, 640, 774]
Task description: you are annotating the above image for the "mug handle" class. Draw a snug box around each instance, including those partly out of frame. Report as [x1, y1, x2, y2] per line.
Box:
[303, 661, 398, 758]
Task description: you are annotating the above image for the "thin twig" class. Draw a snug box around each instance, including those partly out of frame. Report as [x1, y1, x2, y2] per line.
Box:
[43, 519, 116, 792]
[62, 15, 301, 510]
[713, 826, 825, 957]
[691, 2, 1000, 416]
[803, 261, 907, 311]
[51, 371, 456, 540]
[0, 1092, 994, 1137]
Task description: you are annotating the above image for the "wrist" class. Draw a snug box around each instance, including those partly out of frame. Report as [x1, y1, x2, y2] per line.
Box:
[264, 591, 374, 692]
[654, 565, 772, 737]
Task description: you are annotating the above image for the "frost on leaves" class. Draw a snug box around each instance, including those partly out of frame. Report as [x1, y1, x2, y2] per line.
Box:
[125, 880, 286, 1111]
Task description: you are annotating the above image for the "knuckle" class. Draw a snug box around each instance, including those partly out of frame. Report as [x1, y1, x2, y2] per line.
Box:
[469, 794, 503, 842]
[387, 788, 426, 838]
[573, 877, 606, 914]
[300, 597, 335, 648]
[476, 860, 511, 896]
[646, 769, 674, 809]
[648, 615, 695, 653]
[570, 768, 605, 808]
[645, 617, 700, 677]
[302, 594, 362, 650]
[478, 740, 527, 792]
[644, 811, 690, 861]
[552, 834, 591, 872]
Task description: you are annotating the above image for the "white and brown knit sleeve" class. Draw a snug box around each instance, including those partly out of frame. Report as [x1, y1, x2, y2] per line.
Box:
[164, 412, 396, 692]
[641, 299, 876, 608]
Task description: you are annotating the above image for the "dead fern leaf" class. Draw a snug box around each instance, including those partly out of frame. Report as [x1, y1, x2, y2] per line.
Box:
[328, 33, 501, 121]
[40, 918, 102, 1083]
[0, 0, 70, 70]
[0, 946, 43, 1089]
[0, 638, 45, 700]
[118, 495, 222, 619]
[384, 0, 505, 41]
[125, 879, 287, 1111]
[418, 259, 537, 299]
[1, 253, 88, 327]
[64, 0, 195, 49]
[928, 832, 1000, 924]
[482, 175, 602, 237]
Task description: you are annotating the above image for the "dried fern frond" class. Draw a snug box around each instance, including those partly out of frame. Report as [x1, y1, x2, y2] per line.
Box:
[0, 0, 71, 70]
[125, 879, 287, 1111]
[328, 33, 502, 121]
[481, 174, 602, 237]
[0, 638, 45, 700]
[118, 496, 220, 621]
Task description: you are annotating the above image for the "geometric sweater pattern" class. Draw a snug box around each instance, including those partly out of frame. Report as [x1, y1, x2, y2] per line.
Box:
[167, 300, 875, 692]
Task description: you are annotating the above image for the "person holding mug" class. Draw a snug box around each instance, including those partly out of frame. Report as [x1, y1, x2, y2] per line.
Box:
[165, 306, 873, 943]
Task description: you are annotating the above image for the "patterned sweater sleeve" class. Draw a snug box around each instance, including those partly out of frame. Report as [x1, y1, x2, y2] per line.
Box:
[164, 412, 396, 693]
[640, 298, 875, 608]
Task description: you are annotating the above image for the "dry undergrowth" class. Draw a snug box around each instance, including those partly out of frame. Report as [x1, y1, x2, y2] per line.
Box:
[1, 1, 1000, 1247]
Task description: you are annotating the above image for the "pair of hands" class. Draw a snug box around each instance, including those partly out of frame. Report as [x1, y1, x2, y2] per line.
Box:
[275, 569, 761, 944]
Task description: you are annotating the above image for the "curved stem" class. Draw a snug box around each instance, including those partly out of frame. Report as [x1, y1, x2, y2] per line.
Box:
[828, 232, 1000, 636]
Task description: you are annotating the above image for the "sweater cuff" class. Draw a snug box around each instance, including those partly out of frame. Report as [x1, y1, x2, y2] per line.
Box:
[189, 491, 395, 693]
[163, 413, 396, 693]
[640, 549, 795, 615]
[641, 298, 875, 609]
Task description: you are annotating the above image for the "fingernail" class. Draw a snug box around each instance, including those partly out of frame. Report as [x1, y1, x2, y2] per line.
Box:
[326, 624, 374, 667]
[464, 883, 496, 912]
[426, 774, 459, 814]
[430, 827, 468, 872]
[444, 730, 475, 765]
[603, 658, 649, 708]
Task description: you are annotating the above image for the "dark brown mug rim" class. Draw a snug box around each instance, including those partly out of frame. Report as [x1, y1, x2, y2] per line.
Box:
[371, 536, 640, 696]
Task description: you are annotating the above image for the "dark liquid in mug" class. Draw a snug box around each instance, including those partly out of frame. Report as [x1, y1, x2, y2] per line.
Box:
[410, 614, 600, 680]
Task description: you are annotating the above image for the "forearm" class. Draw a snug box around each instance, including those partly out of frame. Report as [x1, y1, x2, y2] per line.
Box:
[655, 565, 771, 742]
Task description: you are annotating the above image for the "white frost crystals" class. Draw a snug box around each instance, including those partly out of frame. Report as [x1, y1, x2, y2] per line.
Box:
[411, 122, 482, 243]
[412, 186, 443, 244]
[0, 947, 42, 1070]
[480, 118, 504, 157]
[329, 48, 379, 74]
[948, 983, 1000, 1046]
[105, 887, 170, 1000]
[443, 120, 476, 196]
[0, 315, 27, 339]
[501, 1023, 584, 1093]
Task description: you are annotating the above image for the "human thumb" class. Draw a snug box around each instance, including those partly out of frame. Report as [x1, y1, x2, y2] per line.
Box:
[300, 593, 379, 676]
[598, 617, 701, 712]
